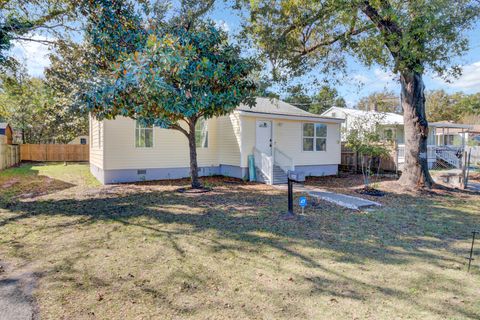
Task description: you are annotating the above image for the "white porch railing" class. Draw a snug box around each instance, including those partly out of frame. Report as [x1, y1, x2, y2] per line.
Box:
[397, 144, 436, 164]
[253, 147, 273, 184]
[274, 147, 295, 174]
[435, 146, 461, 168]
[397, 144, 463, 168]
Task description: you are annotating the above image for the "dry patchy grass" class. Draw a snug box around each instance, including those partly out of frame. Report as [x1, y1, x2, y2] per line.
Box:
[0, 164, 480, 319]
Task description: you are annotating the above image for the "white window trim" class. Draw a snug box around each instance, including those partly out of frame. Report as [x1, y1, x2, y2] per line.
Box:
[134, 120, 154, 148]
[302, 122, 327, 152]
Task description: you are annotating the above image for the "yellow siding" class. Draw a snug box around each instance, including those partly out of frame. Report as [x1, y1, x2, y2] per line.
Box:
[216, 113, 242, 166]
[89, 115, 104, 169]
[98, 113, 340, 171]
[103, 117, 220, 170]
[241, 116, 341, 166]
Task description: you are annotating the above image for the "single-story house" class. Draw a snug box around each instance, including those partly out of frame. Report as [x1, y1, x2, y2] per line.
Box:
[321, 107, 472, 169]
[0, 123, 13, 145]
[90, 98, 344, 184]
[69, 135, 89, 145]
[432, 122, 477, 146]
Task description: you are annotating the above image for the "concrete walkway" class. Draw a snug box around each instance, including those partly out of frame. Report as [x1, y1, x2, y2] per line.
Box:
[274, 184, 381, 210]
[0, 263, 38, 320]
[468, 182, 480, 192]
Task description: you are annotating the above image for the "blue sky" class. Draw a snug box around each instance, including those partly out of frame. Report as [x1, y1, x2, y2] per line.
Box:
[11, 3, 480, 107]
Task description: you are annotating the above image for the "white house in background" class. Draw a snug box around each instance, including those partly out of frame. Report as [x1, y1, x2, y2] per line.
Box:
[89, 98, 344, 184]
[68, 135, 89, 145]
[322, 107, 409, 143]
[321, 106, 472, 169]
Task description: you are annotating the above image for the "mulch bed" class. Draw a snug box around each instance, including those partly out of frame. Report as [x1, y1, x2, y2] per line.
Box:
[355, 187, 386, 197]
[176, 187, 212, 194]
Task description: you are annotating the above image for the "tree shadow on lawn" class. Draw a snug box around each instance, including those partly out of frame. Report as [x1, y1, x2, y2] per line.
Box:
[1, 185, 477, 267]
[1, 184, 479, 318]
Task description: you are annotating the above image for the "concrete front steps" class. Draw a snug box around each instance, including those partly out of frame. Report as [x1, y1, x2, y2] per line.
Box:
[256, 165, 289, 185]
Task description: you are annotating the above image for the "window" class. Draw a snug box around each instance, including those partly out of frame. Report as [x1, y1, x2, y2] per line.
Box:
[303, 123, 327, 151]
[135, 121, 153, 148]
[383, 128, 394, 141]
[80, 138, 87, 145]
[195, 118, 208, 148]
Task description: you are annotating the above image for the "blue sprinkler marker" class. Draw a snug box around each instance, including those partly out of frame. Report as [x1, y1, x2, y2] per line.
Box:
[299, 196, 307, 214]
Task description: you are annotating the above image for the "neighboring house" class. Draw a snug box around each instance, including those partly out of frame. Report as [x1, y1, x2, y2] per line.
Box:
[322, 107, 410, 144]
[432, 122, 477, 146]
[90, 98, 344, 184]
[0, 123, 13, 145]
[69, 135, 89, 145]
[321, 107, 472, 169]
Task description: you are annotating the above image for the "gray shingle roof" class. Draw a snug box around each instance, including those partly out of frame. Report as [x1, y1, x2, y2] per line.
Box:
[236, 97, 328, 118]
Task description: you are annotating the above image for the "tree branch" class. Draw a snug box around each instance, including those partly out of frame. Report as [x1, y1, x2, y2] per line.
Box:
[171, 123, 189, 137]
[296, 24, 374, 56]
[359, 1, 403, 60]
[11, 36, 57, 45]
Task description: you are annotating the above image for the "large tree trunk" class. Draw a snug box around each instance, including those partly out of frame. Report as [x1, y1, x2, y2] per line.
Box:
[187, 120, 201, 189]
[398, 71, 434, 189]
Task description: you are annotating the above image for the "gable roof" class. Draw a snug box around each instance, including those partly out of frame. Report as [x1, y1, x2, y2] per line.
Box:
[322, 107, 404, 125]
[236, 98, 344, 123]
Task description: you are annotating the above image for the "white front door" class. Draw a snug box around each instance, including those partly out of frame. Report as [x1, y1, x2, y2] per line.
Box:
[255, 120, 272, 155]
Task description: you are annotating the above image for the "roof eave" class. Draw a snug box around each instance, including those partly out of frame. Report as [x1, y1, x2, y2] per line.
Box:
[237, 110, 345, 123]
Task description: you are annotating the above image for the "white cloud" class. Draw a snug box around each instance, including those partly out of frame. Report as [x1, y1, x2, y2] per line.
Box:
[215, 20, 230, 33]
[374, 68, 396, 82]
[10, 35, 54, 77]
[435, 61, 480, 90]
[351, 74, 370, 84]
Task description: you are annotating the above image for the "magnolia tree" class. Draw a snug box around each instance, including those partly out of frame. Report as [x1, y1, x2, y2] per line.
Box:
[240, 0, 480, 189]
[82, 2, 257, 188]
[344, 114, 389, 189]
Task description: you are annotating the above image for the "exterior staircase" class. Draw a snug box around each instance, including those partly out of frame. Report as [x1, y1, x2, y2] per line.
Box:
[435, 147, 462, 169]
[272, 165, 288, 184]
[256, 165, 288, 184]
[253, 147, 293, 185]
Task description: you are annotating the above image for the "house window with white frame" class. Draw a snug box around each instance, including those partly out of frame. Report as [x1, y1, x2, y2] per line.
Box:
[135, 121, 153, 148]
[303, 123, 327, 151]
[195, 117, 208, 148]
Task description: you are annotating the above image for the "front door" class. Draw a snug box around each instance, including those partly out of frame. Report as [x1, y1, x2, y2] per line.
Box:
[255, 120, 272, 155]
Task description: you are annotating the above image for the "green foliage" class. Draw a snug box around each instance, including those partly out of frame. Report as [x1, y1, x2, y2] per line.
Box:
[84, 20, 258, 127]
[0, 69, 87, 143]
[284, 84, 346, 114]
[283, 85, 312, 110]
[82, 1, 257, 188]
[426, 90, 480, 122]
[357, 90, 400, 113]
[309, 85, 346, 114]
[344, 114, 390, 187]
[0, 0, 80, 71]
[243, 0, 480, 80]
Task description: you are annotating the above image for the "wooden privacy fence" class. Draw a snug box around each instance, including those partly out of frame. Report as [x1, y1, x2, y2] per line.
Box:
[0, 143, 20, 170]
[341, 143, 398, 173]
[20, 144, 89, 162]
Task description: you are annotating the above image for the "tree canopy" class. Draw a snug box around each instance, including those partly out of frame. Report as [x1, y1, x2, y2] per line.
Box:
[0, 69, 87, 143]
[241, 0, 480, 189]
[426, 90, 480, 122]
[284, 84, 346, 114]
[83, 1, 257, 188]
[357, 90, 400, 113]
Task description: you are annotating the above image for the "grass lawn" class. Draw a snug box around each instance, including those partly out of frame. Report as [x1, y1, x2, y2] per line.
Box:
[1, 163, 480, 319]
